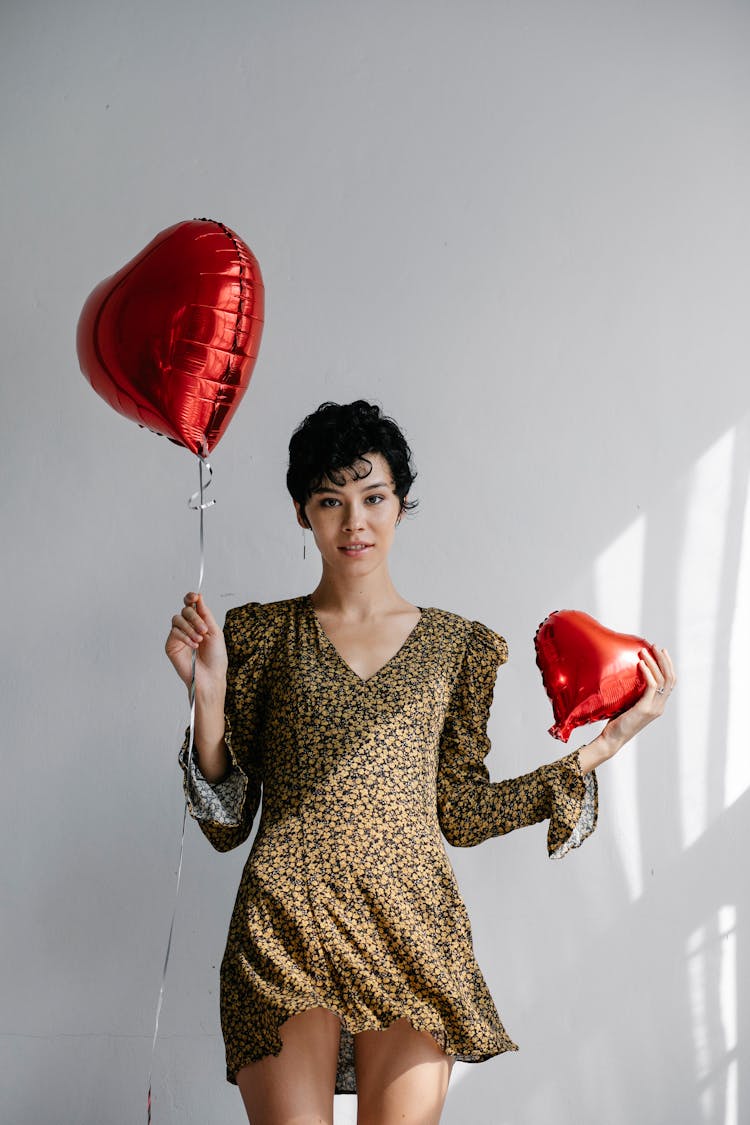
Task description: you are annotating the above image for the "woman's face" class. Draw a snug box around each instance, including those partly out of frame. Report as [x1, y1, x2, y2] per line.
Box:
[294, 451, 404, 573]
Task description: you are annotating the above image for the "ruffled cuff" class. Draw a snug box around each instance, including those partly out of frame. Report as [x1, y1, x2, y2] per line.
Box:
[178, 715, 248, 827]
[547, 749, 598, 859]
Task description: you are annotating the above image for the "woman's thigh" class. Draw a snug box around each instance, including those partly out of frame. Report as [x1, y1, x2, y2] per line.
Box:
[235, 1006, 341, 1125]
[353, 1019, 454, 1125]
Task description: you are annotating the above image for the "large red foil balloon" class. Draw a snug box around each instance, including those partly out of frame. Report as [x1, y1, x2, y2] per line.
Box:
[76, 219, 264, 456]
[535, 610, 657, 742]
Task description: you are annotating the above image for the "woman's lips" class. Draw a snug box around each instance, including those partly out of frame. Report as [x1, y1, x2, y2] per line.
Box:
[339, 543, 373, 555]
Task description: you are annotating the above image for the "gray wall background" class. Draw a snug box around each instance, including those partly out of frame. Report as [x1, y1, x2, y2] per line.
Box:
[2, 1, 748, 1122]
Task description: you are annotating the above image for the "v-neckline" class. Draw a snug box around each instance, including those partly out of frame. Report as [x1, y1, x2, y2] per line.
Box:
[304, 594, 428, 685]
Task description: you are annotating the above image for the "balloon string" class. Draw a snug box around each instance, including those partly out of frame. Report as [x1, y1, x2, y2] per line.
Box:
[147, 454, 215, 1124]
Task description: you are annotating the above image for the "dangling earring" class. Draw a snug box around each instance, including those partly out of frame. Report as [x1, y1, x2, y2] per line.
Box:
[302, 526, 307, 560]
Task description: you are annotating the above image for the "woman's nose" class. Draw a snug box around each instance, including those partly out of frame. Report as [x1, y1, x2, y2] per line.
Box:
[343, 504, 365, 531]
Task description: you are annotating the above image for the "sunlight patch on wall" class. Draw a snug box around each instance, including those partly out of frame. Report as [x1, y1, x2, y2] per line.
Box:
[677, 430, 735, 850]
[445, 1060, 472, 1090]
[686, 906, 737, 1125]
[334, 1095, 357, 1124]
[725, 462, 750, 809]
[594, 515, 646, 901]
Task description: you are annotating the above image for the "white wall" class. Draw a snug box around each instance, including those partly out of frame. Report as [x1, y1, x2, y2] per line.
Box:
[2, 1, 748, 1122]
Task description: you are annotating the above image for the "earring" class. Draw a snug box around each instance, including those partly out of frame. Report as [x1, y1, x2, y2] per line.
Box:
[302, 526, 307, 560]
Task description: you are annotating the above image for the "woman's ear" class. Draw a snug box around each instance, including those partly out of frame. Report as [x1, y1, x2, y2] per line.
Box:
[294, 500, 310, 530]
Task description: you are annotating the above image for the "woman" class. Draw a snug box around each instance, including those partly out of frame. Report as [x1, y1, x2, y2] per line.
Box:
[165, 400, 675, 1125]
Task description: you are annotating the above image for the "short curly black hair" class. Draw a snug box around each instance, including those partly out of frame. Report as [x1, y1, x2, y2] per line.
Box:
[287, 400, 418, 527]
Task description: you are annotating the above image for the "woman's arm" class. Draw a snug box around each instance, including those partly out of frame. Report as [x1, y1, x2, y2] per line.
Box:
[578, 646, 677, 774]
[166, 591, 231, 781]
[171, 600, 269, 852]
[436, 622, 676, 858]
[192, 681, 230, 783]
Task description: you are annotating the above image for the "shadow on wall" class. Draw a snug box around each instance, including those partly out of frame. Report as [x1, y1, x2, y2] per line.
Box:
[441, 415, 750, 1125]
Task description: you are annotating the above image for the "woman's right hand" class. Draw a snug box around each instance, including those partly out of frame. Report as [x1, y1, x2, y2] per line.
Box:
[165, 592, 228, 691]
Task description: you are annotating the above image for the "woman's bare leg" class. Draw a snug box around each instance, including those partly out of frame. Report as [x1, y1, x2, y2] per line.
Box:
[235, 1007, 341, 1125]
[353, 1019, 454, 1125]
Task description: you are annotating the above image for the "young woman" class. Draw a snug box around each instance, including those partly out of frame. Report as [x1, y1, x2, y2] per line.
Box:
[165, 400, 675, 1125]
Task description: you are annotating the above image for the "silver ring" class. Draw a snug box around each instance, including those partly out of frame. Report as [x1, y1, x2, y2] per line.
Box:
[656, 687, 666, 695]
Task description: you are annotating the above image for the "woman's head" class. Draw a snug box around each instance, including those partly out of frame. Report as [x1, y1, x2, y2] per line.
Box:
[287, 400, 418, 528]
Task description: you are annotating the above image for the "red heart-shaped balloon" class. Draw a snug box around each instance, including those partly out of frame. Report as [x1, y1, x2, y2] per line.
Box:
[534, 610, 656, 741]
[76, 219, 264, 456]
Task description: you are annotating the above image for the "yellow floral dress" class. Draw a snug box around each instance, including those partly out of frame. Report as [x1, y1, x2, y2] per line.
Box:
[179, 595, 597, 1093]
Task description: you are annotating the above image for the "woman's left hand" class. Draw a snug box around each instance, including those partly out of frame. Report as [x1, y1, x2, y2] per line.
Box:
[579, 647, 677, 773]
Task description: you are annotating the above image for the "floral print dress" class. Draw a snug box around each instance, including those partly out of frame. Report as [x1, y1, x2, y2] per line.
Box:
[179, 595, 597, 1093]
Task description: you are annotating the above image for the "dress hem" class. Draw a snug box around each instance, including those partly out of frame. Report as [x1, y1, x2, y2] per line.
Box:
[225, 1002, 519, 1092]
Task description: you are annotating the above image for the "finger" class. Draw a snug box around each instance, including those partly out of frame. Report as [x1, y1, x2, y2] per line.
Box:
[639, 658, 659, 692]
[639, 648, 665, 688]
[172, 613, 205, 643]
[167, 625, 199, 652]
[181, 605, 209, 634]
[659, 646, 677, 687]
[183, 592, 221, 634]
[648, 645, 676, 695]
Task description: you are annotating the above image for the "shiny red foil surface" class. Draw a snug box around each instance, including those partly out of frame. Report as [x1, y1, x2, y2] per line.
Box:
[77, 218, 264, 455]
[535, 609, 656, 741]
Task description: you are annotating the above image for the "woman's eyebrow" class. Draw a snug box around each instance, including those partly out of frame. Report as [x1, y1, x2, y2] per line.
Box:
[311, 481, 391, 494]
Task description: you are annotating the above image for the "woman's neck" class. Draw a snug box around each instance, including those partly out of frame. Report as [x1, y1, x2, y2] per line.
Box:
[309, 565, 412, 621]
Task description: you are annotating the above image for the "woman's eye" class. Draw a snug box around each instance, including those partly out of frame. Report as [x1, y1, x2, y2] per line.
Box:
[319, 495, 385, 508]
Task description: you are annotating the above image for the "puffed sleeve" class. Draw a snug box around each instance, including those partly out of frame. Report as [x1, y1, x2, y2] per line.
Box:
[437, 620, 598, 858]
[178, 602, 267, 852]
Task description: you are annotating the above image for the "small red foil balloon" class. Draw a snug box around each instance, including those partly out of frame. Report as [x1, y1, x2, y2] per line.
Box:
[535, 610, 656, 742]
[76, 218, 264, 456]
